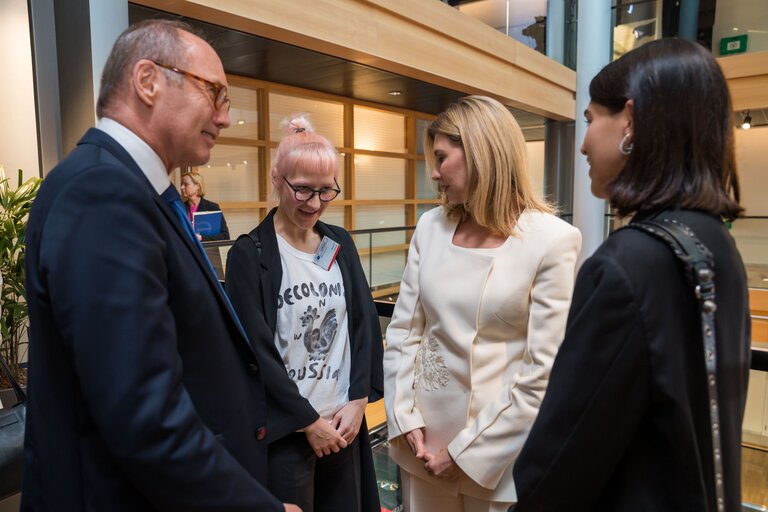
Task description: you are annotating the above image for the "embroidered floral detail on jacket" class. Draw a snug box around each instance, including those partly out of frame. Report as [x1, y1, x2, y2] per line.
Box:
[413, 334, 450, 391]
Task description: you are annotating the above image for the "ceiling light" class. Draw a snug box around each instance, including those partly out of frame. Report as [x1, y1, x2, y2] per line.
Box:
[632, 22, 655, 39]
[243, 160, 248, 164]
[388, 90, 402, 96]
[237, 119, 245, 125]
[733, 27, 739, 31]
[742, 111, 752, 130]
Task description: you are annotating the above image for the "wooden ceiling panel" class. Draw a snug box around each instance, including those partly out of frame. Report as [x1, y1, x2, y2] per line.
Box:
[129, 3, 546, 139]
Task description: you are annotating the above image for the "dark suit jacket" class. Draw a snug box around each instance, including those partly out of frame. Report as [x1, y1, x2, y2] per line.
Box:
[512, 209, 751, 512]
[22, 128, 283, 511]
[225, 208, 384, 511]
[185, 197, 230, 242]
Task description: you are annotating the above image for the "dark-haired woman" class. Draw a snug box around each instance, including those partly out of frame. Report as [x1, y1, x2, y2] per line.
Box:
[512, 38, 750, 512]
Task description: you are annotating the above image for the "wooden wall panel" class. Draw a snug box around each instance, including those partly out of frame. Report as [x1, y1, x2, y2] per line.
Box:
[719, 51, 768, 111]
[751, 288, 768, 344]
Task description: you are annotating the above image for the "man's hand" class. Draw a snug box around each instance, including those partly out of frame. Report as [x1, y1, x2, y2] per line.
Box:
[284, 504, 302, 512]
[404, 428, 429, 460]
[304, 417, 347, 457]
[424, 448, 462, 480]
[331, 397, 367, 444]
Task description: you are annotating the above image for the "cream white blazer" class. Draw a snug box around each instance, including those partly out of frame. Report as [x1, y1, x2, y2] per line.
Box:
[383, 207, 581, 502]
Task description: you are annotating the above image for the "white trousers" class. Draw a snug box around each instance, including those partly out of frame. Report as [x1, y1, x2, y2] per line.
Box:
[401, 472, 513, 512]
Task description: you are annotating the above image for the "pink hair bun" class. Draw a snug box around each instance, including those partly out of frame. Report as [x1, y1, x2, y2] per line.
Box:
[281, 113, 314, 137]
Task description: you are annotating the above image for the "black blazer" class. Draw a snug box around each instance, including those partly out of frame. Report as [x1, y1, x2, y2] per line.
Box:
[512, 209, 751, 512]
[185, 197, 230, 241]
[22, 128, 282, 511]
[225, 208, 384, 442]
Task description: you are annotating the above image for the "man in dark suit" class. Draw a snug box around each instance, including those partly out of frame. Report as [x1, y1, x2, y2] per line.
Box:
[22, 19, 299, 512]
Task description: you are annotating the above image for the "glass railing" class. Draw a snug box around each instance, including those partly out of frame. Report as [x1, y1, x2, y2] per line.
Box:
[731, 216, 768, 290]
[601, 214, 768, 289]
[204, 225, 416, 295]
[207, 214, 768, 294]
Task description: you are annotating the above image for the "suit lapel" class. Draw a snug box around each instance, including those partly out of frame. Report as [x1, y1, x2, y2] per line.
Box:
[156, 190, 253, 346]
[80, 128, 252, 348]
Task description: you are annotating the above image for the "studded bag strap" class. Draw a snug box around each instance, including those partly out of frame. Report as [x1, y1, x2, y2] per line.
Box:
[621, 218, 725, 512]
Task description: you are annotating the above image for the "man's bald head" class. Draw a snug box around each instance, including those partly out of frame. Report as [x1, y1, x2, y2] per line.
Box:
[96, 19, 204, 118]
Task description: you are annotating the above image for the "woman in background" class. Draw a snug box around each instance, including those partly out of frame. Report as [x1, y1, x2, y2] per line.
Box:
[180, 170, 230, 242]
[383, 95, 581, 512]
[180, 170, 230, 275]
[226, 114, 383, 512]
[512, 38, 750, 512]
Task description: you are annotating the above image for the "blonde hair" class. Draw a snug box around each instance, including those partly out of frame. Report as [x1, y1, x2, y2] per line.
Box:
[272, 114, 338, 190]
[424, 96, 552, 236]
[180, 170, 206, 197]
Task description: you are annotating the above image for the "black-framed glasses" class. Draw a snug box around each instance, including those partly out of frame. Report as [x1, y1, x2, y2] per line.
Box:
[283, 177, 341, 202]
[152, 60, 231, 111]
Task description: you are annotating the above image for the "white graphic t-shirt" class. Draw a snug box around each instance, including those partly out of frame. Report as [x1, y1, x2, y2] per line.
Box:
[274, 234, 351, 420]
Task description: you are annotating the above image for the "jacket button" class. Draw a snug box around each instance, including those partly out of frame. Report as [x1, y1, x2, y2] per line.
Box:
[247, 363, 259, 375]
[256, 427, 267, 440]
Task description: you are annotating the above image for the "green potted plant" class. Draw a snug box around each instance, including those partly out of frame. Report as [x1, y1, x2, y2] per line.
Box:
[0, 165, 41, 404]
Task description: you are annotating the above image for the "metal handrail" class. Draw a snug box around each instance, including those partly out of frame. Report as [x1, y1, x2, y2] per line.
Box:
[201, 225, 417, 248]
[375, 301, 768, 372]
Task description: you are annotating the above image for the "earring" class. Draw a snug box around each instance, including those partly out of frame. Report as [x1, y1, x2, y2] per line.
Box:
[619, 133, 633, 156]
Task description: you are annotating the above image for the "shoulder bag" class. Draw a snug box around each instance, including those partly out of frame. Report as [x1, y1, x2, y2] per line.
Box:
[0, 354, 25, 499]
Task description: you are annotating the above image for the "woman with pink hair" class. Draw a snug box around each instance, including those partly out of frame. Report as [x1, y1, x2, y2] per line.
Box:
[226, 114, 383, 512]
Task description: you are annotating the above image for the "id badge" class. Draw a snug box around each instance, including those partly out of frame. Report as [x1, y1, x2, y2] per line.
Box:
[313, 236, 341, 271]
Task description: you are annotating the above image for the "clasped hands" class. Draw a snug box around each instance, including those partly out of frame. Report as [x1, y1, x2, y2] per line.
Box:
[405, 427, 463, 480]
[303, 397, 367, 458]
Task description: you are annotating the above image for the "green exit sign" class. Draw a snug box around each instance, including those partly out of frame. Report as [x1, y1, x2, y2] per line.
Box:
[720, 34, 748, 55]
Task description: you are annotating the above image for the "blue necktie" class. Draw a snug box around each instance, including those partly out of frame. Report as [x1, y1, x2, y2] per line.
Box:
[161, 185, 248, 339]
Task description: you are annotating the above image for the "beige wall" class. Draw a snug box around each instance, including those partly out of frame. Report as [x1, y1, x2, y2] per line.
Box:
[738, 126, 768, 217]
[713, 0, 768, 55]
[526, 140, 546, 198]
[0, 0, 39, 182]
[731, 126, 768, 265]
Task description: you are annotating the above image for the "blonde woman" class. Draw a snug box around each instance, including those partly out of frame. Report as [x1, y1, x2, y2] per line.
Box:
[180, 170, 229, 274]
[180, 170, 230, 242]
[383, 95, 581, 512]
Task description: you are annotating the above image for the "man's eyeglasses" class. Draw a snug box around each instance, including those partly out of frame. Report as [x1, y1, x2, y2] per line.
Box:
[283, 177, 341, 202]
[152, 60, 231, 111]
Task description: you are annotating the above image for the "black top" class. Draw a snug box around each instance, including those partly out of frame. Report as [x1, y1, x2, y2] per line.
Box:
[512, 209, 751, 512]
